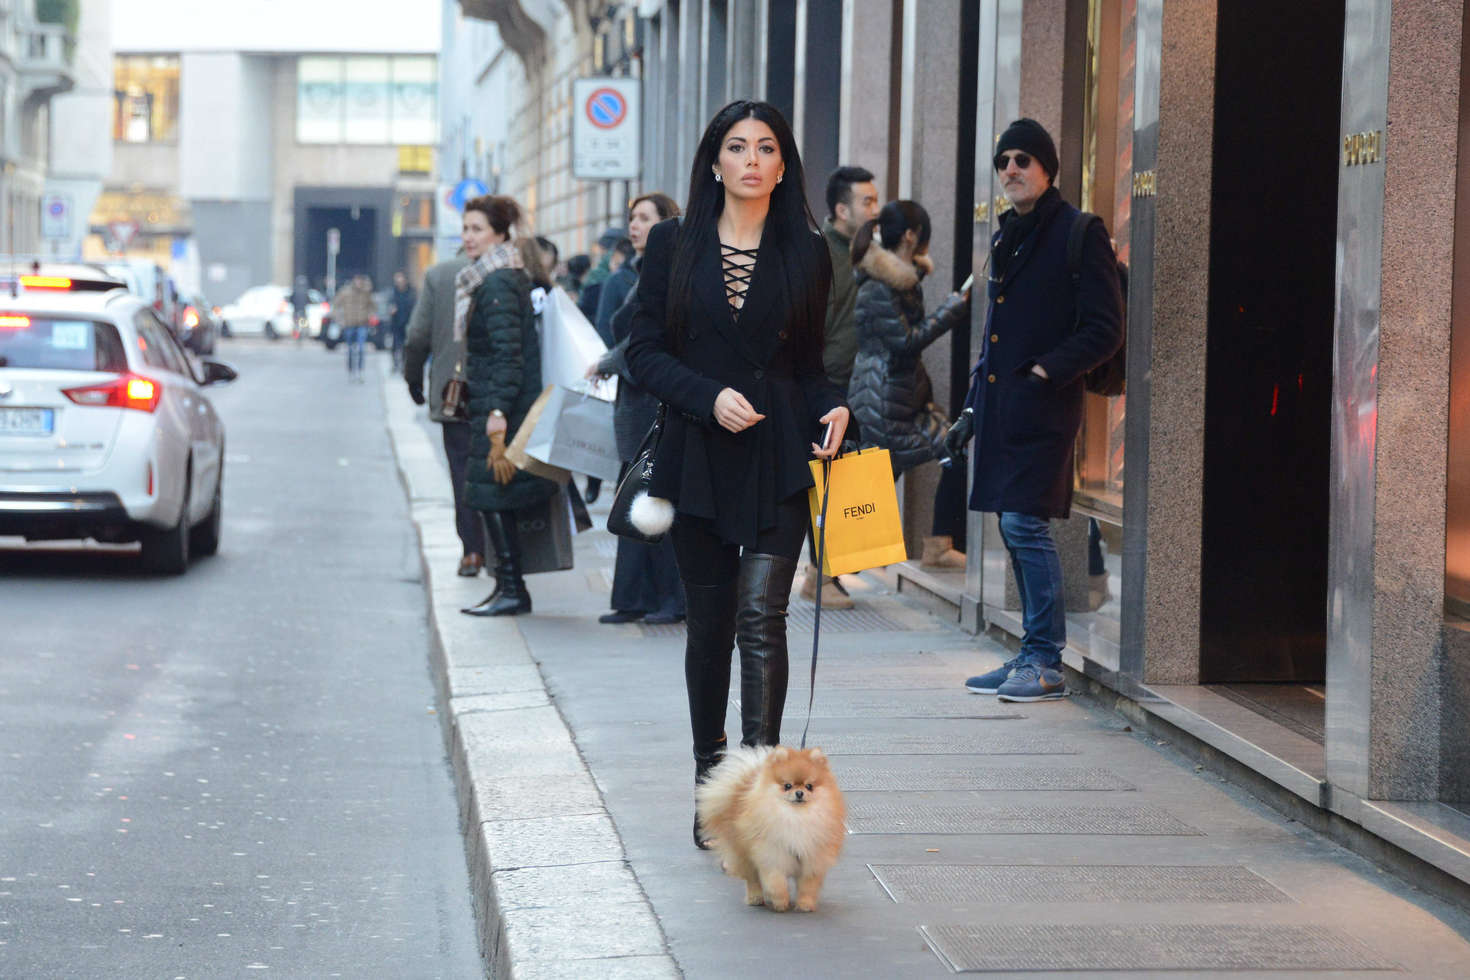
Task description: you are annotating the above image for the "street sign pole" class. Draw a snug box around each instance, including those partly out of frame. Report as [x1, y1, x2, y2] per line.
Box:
[326, 227, 340, 296]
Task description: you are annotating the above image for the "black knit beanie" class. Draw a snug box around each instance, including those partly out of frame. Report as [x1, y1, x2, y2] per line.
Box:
[994, 118, 1059, 182]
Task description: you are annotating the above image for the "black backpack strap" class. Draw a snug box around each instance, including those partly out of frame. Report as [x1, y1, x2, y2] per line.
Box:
[1067, 212, 1103, 327]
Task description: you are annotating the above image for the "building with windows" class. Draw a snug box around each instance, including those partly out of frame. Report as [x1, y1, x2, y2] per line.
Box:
[0, 0, 85, 258]
[92, 0, 442, 305]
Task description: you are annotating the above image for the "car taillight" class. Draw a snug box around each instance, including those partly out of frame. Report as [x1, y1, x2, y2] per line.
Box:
[184, 307, 200, 328]
[278, 301, 289, 314]
[19, 275, 71, 290]
[0, 314, 30, 329]
[62, 375, 162, 413]
[321, 301, 329, 313]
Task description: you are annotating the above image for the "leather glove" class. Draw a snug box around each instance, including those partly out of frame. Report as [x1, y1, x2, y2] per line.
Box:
[406, 381, 425, 405]
[488, 431, 516, 485]
[935, 290, 971, 328]
[944, 407, 974, 460]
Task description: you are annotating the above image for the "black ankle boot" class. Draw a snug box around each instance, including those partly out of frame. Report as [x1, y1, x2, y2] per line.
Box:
[684, 579, 737, 849]
[462, 511, 531, 616]
[692, 738, 727, 850]
[735, 553, 797, 747]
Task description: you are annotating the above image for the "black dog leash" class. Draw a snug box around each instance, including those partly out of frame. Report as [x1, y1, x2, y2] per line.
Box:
[800, 456, 832, 750]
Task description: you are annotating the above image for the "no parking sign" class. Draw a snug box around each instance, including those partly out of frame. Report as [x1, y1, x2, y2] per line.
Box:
[572, 78, 641, 180]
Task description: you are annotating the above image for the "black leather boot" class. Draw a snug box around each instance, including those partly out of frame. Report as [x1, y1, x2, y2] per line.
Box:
[735, 553, 797, 747]
[684, 579, 737, 849]
[692, 737, 727, 850]
[462, 511, 532, 616]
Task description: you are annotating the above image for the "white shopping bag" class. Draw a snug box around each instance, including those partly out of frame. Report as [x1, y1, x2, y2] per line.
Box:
[539, 287, 617, 401]
[523, 384, 622, 483]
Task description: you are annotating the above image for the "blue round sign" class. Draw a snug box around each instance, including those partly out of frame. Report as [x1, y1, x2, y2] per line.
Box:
[586, 88, 627, 130]
[449, 178, 489, 212]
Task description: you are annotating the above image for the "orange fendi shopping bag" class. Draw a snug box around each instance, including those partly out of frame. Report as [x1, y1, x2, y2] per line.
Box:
[807, 447, 907, 577]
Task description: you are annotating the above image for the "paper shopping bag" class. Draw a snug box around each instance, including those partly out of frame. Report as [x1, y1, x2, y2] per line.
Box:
[807, 447, 907, 576]
[539, 287, 617, 400]
[524, 384, 621, 483]
[516, 484, 575, 574]
[506, 384, 571, 485]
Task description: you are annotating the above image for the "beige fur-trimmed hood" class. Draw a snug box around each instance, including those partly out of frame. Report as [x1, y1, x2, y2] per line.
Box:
[857, 245, 926, 292]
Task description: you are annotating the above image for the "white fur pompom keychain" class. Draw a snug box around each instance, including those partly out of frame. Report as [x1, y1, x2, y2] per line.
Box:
[629, 490, 675, 536]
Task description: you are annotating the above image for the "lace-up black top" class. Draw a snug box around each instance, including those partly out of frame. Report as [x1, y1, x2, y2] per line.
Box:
[625, 218, 845, 548]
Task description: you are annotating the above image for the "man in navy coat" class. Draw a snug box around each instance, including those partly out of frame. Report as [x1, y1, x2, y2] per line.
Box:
[946, 118, 1123, 702]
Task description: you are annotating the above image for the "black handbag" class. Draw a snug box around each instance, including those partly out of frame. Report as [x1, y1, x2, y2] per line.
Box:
[607, 404, 673, 543]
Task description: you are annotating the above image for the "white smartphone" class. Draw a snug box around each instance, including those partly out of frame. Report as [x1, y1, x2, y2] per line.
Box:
[821, 420, 837, 451]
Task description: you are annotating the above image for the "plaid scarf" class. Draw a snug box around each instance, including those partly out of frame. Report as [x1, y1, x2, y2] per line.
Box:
[453, 241, 524, 343]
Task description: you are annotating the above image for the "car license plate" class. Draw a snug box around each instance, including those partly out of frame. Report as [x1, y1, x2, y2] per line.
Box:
[0, 407, 54, 435]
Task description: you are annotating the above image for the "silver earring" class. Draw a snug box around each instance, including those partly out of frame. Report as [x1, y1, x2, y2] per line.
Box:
[777, 175, 783, 183]
[714, 172, 722, 183]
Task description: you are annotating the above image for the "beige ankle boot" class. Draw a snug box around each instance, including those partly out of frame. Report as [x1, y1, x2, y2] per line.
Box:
[921, 535, 967, 569]
[799, 564, 855, 608]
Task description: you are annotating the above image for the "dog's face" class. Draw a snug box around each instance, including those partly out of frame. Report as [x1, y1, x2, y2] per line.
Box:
[762, 747, 835, 806]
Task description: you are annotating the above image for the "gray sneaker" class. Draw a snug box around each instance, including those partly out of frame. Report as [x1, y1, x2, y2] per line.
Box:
[995, 664, 1068, 702]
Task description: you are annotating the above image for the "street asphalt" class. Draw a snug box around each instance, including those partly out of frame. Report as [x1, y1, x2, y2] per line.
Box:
[383, 357, 1470, 978]
[1, 339, 482, 978]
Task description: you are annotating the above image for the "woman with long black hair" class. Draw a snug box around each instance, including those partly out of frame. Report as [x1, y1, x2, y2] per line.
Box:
[625, 100, 850, 848]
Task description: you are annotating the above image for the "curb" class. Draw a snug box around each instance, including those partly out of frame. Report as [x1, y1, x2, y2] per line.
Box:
[381, 373, 679, 979]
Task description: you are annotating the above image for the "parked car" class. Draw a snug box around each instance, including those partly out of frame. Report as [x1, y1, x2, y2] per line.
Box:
[178, 293, 218, 355]
[103, 259, 180, 333]
[218, 284, 290, 339]
[0, 282, 237, 573]
[218, 285, 328, 340]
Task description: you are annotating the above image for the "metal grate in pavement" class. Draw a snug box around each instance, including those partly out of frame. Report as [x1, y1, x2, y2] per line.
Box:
[818, 733, 1078, 756]
[847, 802, 1201, 835]
[800, 694, 1025, 719]
[919, 924, 1394, 973]
[788, 668, 963, 690]
[871, 864, 1289, 904]
[836, 766, 1133, 792]
[638, 604, 912, 638]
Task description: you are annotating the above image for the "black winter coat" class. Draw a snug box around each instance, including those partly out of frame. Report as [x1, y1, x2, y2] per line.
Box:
[625, 218, 843, 548]
[464, 267, 559, 513]
[965, 190, 1123, 518]
[595, 257, 659, 461]
[848, 246, 968, 475]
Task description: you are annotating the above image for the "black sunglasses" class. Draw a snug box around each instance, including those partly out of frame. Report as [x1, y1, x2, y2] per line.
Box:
[993, 151, 1033, 172]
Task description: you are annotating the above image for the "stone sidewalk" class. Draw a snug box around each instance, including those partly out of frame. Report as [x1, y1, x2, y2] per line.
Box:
[381, 371, 1470, 978]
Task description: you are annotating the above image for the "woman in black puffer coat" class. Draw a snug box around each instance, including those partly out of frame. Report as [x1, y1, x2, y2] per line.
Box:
[848, 200, 969, 474]
[847, 200, 971, 566]
[458, 195, 558, 617]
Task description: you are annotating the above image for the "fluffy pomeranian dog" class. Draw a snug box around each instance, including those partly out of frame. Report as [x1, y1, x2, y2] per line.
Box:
[694, 745, 846, 912]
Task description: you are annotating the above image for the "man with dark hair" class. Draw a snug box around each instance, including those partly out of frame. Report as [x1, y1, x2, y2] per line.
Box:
[800, 165, 881, 608]
[947, 117, 1123, 703]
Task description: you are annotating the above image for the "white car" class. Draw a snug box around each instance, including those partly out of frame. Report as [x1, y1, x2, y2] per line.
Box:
[219, 285, 328, 339]
[0, 284, 236, 573]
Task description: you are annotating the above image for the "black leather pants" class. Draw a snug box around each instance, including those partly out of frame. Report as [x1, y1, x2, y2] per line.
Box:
[734, 553, 796, 746]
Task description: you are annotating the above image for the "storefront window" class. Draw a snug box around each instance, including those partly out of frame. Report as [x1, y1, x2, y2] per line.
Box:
[113, 56, 179, 143]
[1449, 264, 1470, 619]
[1073, 0, 1132, 521]
[297, 56, 438, 145]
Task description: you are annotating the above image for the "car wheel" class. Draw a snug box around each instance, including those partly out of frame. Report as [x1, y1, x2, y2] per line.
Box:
[190, 465, 222, 557]
[139, 469, 191, 574]
[264, 322, 279, 340]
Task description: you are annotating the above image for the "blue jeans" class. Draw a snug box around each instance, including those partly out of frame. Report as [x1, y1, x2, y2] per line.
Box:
[998, 512, 1066, 668]
[345, 326, 368, 374]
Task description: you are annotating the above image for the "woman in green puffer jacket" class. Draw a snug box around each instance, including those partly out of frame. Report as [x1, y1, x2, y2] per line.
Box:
[455, 194, 557, 617]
